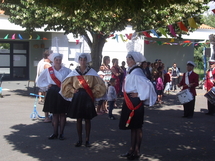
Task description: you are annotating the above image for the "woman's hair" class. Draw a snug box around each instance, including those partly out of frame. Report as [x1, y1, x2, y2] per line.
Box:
[103, 56, 110, 65]
[158, 71, 162, 77]
[109, 78, 116, 84]
[112, 58, 118, 65]
[43, 50, 50, 59]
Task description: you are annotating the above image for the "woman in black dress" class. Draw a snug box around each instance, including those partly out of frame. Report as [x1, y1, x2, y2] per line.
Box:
[61, 52, 106, 147]
[119, 51, 157, 160]
[36, 53, 71, 140]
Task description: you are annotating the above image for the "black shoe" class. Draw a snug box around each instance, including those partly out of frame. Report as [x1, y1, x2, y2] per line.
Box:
[127, 154, 140, 160]
[75, 141, 82, 147]
[120, 152, 132, 157]
[85, 141, 91, 147]
[59, 134, 65, 140]
[48, 134, 58, 140]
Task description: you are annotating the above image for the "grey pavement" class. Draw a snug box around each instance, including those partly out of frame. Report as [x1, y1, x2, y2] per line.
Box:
[0, 81, 215, 161]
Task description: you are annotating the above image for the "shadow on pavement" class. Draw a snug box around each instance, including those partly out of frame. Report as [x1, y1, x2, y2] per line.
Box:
[4, 106, 215, 161]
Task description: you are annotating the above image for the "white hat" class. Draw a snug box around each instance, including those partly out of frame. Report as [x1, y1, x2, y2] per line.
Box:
[48, 53, 63, 62]
[97, 71, 105, 75]
[187, 61, 195, 67]
[75, 52, 92, 63]
[126, 51, 146, 63]
[209, 59, 215, 62]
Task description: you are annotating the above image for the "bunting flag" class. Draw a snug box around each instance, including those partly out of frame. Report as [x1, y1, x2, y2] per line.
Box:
[108, 34, 114, 38]
[168, 25, 177, 37]
[119, 34, 126, 42]
[177, 21, 188, 32]
[150, 29, 160, 38]
[144, 40, 150, 44]
[142, 31, 152, 38]
[76, 40, 79, 45]
[12, 34, 16, 40]
[18, 34, 23, 40]
[36, 34, 40, 40]
[29, 35, 32, 40]
[4, 34, 9, 39]
[158, 28, 168, 38]
[188, 18, 198, 29]
[125, 33, 132, 40]
[170, 38, 175, 42]
[115, 34, 118, 42]
[157, 41, 162, 45]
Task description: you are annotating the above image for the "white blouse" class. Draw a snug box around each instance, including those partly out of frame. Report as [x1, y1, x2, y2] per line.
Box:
[36, 66, 71, 91]
[125, 67, 157, 106]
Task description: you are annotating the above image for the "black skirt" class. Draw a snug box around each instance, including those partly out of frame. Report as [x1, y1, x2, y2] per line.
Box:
[119, 95, 144, 130]
[67, 88, 97, 120]
[43, 85, 69, 114]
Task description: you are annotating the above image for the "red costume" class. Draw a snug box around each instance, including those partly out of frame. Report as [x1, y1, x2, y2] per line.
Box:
[179, 72, 199, 96]
[204, 68, 215, 91]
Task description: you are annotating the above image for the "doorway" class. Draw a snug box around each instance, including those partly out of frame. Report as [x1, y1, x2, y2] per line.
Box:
[0, 41, 29, 80]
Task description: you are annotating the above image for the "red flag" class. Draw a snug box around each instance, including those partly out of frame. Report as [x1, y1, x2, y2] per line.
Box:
[177, 21, 188, 32]
[142, 31, 152, 38]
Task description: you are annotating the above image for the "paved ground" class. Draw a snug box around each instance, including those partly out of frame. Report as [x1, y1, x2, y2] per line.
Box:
[0, 81, 215, 161]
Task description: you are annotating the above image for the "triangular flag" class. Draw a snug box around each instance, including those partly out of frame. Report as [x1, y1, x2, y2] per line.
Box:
[177, 21, 188, 32]
[12, 34, 16, 40]
[4, 34, 9, 39]
[170, 38, 175, 42]
[142, 31, 152, 38]
[158, 28, 168, 38]
[18, 34, 23, 40]
[144, 40, 150, 44]
[119, 34, 126, 42]
[115, 34, 118, 42]
[156, 41, 162, 45]
[108, 34, 114, 38]
[36, 34, 40, 40]
[188, 18, 198, 28]
[76, 40, 79, 45]
[29, 35, 32, 40]
[150, 29, 160, 38]
[125, 33, 132, 40]
[168, 25, 177, 37]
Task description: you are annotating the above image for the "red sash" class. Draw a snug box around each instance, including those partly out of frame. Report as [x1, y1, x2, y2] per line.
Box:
[48, 67, 61, 88]
[123, 89, 143, 127]
[77, 75, 94, 101]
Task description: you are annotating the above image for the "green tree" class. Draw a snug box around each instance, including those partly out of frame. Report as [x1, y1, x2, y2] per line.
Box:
[0, 0, 209, 70]
[202, 14, 215, 27]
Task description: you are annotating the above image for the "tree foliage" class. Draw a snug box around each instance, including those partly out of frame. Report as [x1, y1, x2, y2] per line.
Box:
[0, 0, 209, 70]
[202, 14, 215, 27]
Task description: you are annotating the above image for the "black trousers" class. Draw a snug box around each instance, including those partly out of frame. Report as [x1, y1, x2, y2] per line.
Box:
[207, 100, 215, 114]
[171, 78, 178, 90]
[183, 97, 195, 117]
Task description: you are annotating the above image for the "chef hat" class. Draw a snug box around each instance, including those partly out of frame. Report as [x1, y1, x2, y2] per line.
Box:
[48, 53, 63, 62]
[187, 61, 195, 67]
[75, 52, 92, 63]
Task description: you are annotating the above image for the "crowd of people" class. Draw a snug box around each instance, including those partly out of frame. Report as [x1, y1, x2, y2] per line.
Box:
[35, 48, 215, 160]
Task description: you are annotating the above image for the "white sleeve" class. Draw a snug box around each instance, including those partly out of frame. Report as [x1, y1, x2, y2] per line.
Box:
[36, 69, 50, 90]
[135, 75, 157, 106]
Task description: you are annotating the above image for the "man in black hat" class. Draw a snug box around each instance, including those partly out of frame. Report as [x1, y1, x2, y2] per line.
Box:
[178, 61, 199, 118]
